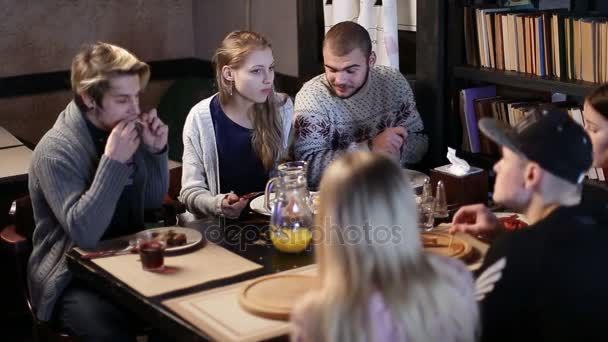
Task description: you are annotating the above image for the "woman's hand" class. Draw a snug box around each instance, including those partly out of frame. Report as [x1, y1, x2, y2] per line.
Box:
[221, 192, 248, 219]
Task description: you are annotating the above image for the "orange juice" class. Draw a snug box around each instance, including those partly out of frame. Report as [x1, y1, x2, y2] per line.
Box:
[270, 227, 312, 253]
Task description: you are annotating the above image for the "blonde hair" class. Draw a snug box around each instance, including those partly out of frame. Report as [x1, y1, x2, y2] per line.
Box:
[213, 31, 285, 170]
[71, 42, 150, 112]
[302, 152, 478, 342]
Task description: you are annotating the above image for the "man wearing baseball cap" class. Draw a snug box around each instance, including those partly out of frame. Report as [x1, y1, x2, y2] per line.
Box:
[450, 107, 608, 341]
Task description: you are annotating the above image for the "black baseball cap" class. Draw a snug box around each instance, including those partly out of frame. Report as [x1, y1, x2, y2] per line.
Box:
[478, 107, 593, 185]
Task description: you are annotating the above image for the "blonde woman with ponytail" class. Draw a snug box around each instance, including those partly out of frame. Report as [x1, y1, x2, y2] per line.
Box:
[291, 152, 478, 342]
[181, 31, 293, 220]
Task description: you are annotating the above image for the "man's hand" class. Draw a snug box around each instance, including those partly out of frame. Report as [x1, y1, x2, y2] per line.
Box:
[221, 192, 248, 219]
[105, 120, 140, 163]
[371, 127, 407, 156]
[449, 204, 502, 237]
[139, 109, 168, 153]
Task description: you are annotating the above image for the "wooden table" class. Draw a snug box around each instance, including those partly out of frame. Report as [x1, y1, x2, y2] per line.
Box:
[0, 125, 32, 184]
[66, 214, 489, 341]
[0, 145, 33, 184]
[0, 126, 32, 226]
[66, 215, 313, 341]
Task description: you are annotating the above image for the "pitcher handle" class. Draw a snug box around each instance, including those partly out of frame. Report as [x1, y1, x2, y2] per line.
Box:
[264, 177, 278, 212]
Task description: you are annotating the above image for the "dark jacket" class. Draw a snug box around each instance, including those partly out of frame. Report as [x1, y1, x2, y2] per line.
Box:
[479, 184, 608, 341]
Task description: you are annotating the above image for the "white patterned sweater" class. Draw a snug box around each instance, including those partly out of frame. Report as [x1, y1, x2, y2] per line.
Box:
[293, 65, 428, 188]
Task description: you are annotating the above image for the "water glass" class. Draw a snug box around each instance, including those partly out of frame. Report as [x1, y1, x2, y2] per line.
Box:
[418, 197, 435, 231]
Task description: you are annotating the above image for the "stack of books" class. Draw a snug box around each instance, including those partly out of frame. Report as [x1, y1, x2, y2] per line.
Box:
[464, 4, 608, 83]
[458, 85, 607, 182]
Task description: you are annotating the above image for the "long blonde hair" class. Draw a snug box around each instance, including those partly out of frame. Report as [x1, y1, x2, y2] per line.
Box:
[213, 31, 284, 170]
[304, 152, 478, 342]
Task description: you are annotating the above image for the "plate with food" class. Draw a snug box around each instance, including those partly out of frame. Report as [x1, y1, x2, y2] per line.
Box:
[134, 227, 203, 252]
[250, 191, 319, 216]
[495, 212, 529, 231]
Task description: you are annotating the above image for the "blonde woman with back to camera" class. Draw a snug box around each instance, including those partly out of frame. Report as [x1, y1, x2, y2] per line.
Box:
[180, 31, 293, 222]
[291, 152, 478, 342]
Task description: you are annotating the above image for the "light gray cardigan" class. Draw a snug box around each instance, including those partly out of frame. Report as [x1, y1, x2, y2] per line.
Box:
[27, 101, 168, 321]
[180, 94, 294, 218]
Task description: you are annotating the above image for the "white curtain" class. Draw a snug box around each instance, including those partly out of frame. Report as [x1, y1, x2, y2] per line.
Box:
[323, 0, 400, 70]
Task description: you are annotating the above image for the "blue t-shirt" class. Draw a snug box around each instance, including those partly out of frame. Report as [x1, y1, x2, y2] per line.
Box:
[210, 95, 269, 195]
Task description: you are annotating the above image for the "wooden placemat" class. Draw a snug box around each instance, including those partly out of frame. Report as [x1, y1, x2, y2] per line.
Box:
[163, 265, 318, 342]
[82, 242, 263, 297]
[239, 274, 317, 320]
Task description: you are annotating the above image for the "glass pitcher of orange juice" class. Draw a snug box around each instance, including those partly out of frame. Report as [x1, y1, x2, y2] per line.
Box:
[265, 161, 313, 253]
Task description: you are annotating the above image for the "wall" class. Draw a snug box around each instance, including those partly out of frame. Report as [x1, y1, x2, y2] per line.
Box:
[250, 0, 299, 78]
[0, 0, 194, 144]
[0, 82, 172, 146]
[1, 0, 301, 144]
[193, 0, 299, 77]
[192, 0, 249, 64]
[0, 0, 194, 77]
[398, 0, 417, 31]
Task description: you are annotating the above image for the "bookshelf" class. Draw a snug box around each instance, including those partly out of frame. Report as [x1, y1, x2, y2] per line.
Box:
[449, 0, 608, 96]
[452, 66, 597, 97]
[414, 0, 607, 181]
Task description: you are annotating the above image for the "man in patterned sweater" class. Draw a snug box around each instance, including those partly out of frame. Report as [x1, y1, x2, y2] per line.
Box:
[293, 21, 428, 188]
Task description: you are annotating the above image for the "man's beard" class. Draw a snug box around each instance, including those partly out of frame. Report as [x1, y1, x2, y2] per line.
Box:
[329, 65, 370, 99]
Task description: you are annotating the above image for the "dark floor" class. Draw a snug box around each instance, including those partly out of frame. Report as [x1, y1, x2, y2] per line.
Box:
[1, 240, 34, 342]
[2, 315, 34, 342]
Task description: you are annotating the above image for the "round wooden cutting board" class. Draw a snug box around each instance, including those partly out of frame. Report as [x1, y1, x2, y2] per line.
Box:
[239, 274, 317, 321]
[421, 232, 473, 260]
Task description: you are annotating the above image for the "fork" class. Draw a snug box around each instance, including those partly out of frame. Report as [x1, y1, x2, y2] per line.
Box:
[81, 244, 136, 259]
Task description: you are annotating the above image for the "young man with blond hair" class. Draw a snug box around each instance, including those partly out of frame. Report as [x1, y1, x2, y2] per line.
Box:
[293, 21, 428, 188]
[28, 42, 169, 340]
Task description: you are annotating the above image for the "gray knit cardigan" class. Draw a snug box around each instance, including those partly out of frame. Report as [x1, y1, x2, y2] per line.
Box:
[27, 101, 168, 321]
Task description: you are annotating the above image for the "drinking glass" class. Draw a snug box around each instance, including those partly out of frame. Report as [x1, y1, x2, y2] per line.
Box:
[137, 237, 166, 272]
[418, 197, 435, 231]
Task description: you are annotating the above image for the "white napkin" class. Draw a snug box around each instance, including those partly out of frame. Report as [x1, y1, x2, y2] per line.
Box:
[446, 147, 471, 176]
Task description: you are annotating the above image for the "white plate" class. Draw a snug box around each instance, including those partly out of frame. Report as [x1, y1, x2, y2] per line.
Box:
[250, 192, 319, 216]
[403, 169, 429, 191]
[134, 227, 203, 252]
[250, 193, 273, 216]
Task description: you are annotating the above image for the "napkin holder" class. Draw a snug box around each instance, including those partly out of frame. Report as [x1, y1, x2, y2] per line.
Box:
[430, 165, 488, 206]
